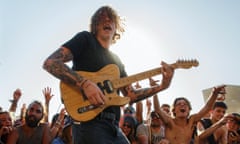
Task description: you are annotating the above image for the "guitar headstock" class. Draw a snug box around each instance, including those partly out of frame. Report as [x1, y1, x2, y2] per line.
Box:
[173, 59, 199, 69]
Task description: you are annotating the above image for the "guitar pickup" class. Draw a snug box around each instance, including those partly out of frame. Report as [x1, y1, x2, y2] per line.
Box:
[97, 80, 114, 94]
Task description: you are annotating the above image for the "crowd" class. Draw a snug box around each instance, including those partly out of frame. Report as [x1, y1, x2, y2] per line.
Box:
[0, 81, 240, 144]
[0, 87, 73, 144]
[1, 5, 240, 144]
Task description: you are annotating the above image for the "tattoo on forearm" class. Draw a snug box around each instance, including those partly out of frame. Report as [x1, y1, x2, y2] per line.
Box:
[43, 48, 85, 86]
[131, 86, 159, 104]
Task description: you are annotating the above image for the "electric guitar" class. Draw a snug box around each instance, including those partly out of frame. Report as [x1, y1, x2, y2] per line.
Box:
[60, 59, 199, 122]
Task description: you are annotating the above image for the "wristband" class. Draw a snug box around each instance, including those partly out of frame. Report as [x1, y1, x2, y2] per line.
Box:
[55, 120, 62, 126]
[80, 79, 88, 88]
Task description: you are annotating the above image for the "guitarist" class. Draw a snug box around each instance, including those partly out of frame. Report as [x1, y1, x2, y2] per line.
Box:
[43, 5, 174, 144]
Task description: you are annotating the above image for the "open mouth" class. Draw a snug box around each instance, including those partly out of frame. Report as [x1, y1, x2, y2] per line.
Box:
[180, 109, 186, 113]
[103, 25, 112, 31]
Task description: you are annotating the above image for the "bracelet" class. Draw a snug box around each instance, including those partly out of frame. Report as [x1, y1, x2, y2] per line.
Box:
[80, 79, 88, 88]
[54, 124, 61, 129]
[55, 120, 61, 126]
[52, 126, 60, 131]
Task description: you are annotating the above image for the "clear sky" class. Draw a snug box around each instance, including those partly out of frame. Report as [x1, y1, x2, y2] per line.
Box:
[1, 1, 240, 121]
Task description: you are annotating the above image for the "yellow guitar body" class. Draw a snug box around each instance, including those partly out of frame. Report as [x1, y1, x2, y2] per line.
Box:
[60, 64, 130, 122]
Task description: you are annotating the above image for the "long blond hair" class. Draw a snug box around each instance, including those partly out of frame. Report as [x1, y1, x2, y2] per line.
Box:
[90, 5, 125, 44]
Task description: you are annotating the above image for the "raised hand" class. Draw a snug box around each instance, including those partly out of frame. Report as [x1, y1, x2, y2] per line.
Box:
[212, 85, 226, 101]
[160, 61, 174, 88]
[42, 87, 54, 104]
[13, 88, 22, 102]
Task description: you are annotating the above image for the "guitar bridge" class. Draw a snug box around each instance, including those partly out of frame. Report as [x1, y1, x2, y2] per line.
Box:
[78, 105, 97, 113]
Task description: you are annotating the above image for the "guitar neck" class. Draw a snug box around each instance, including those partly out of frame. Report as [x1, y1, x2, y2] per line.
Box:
[112, 67, 162, 88]
[111, 59, 199, 89]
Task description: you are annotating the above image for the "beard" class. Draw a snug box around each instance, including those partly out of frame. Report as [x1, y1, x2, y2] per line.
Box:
[25, 113, 41, 128]
[151, 121, 161, 128]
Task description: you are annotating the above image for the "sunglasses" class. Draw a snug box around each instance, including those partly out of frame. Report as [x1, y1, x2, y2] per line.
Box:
[123, 123, 132, 128]
[151, 112, 160, 119]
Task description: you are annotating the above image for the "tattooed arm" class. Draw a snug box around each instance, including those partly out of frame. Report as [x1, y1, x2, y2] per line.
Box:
[43, 47, 105, 105]
[43, 47, 84, 85]
[123, 61, 174, 104]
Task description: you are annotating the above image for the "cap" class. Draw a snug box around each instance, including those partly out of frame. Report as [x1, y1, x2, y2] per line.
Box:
[124, 106, 135, 114]
[123, 115, 137, 127]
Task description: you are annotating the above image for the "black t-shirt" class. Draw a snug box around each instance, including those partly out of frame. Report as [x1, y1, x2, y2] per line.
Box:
[62, 31, 127, 121]
[200, 118, 216, 144]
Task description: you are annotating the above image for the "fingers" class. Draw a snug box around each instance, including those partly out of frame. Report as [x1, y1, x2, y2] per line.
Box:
[1, 126, 13, 134]
[82, 81, 105, 106]
[134, 82, 141, 89]
[149, 77, 159, 86]
[43, 87, 54, 100]
[13, 88, 22, 99]
[89, 92, 105, 106]
[161, 61, 174, 77]
[43, 87, 52, 95]
[160, 61, 174, 88]
[212, 85, 226, 96]
[60, 108, 66, 115]
[214, 84, 225, 89]
[99, 91, 106, 104]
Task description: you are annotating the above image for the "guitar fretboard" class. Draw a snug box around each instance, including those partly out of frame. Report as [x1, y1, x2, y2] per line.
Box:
[112, 67, 162, 88]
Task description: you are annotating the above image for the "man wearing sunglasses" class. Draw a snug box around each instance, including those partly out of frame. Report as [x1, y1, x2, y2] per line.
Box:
[136, 111, 169, 144]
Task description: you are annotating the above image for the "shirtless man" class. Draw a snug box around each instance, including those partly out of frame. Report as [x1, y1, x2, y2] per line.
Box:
[154, 85, 226, 144]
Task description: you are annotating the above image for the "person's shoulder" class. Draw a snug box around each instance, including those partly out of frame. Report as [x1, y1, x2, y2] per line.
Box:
[39, 122, 49, 126]
[136, 123, 148, 130]
[136, 123, 150, 137]
[38, 122, 51, 131]
[71, 31, 95, 42]
[15, 124, 24, 131]
[76, 31, 92, 37]
[137, 122, 146, 127]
